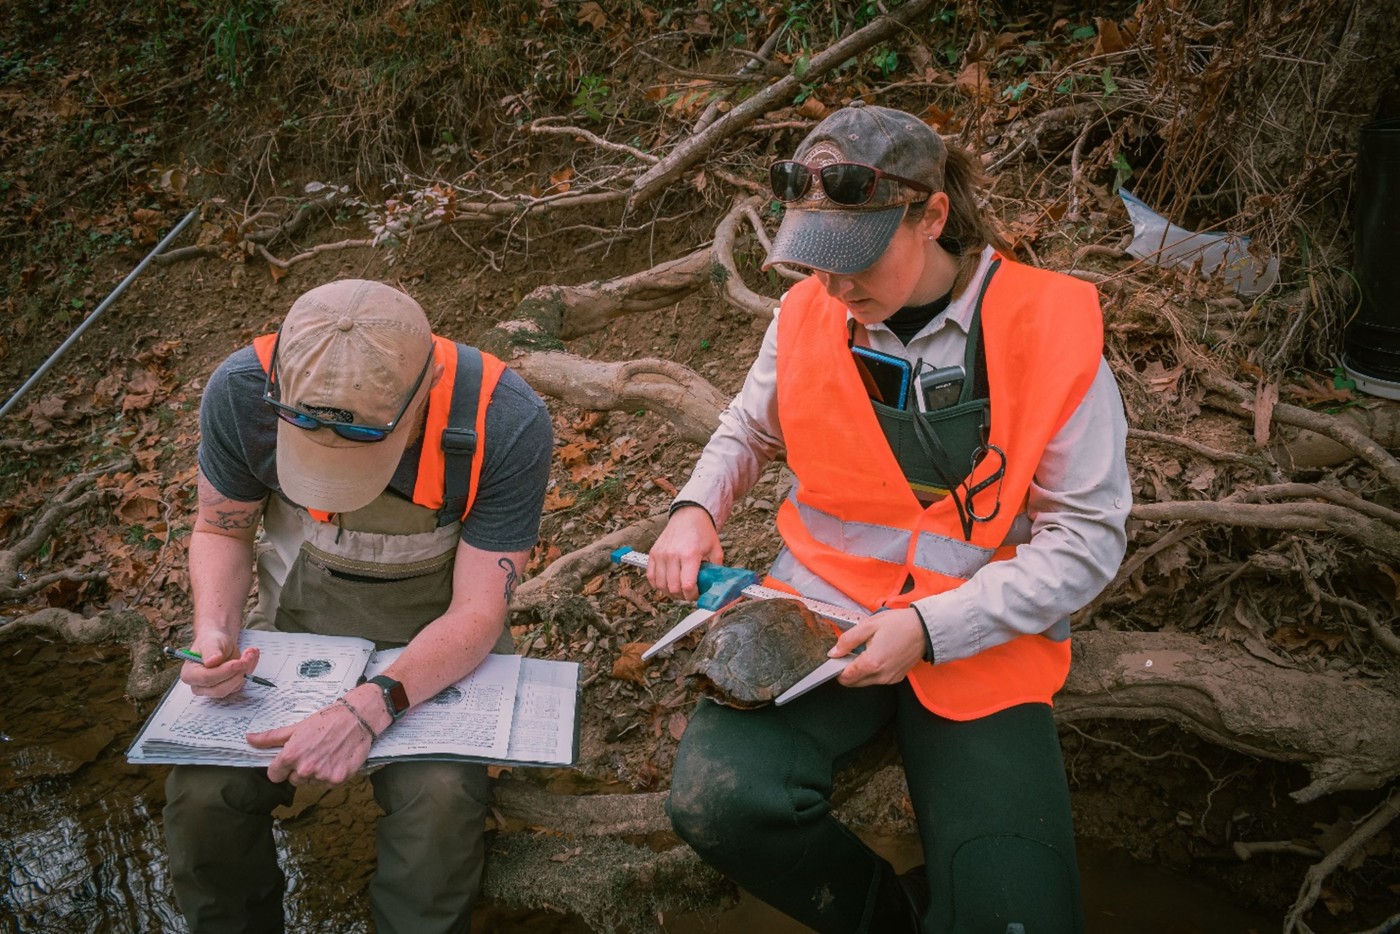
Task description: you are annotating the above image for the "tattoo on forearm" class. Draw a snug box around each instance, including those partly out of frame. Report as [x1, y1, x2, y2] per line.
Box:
[498, 557, 518, 604]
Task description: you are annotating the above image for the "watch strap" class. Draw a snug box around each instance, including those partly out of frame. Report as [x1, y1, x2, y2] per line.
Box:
[367, 674, 410, 721]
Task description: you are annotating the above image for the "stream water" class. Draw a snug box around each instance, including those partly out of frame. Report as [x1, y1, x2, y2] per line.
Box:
[1, 636, 1278, 933]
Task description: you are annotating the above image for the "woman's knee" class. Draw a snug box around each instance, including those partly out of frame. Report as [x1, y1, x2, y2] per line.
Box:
[668, 742, 805, 857]
[371, 760, 490, 818]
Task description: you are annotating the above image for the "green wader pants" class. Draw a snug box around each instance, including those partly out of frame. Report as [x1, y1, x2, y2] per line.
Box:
[165, 759, 491, 934]
[667, 679, 1084, 934]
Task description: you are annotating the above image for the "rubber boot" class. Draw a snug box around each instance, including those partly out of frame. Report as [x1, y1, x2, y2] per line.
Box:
[864, 862, 923, 934]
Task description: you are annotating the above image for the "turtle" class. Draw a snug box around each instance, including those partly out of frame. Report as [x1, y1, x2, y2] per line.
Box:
[684, 597, 838, 708]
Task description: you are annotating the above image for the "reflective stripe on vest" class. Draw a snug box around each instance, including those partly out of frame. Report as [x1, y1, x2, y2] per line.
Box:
[779, 495, 1032, 580]
[252, 333, 505, 523]
[774, 255, 1102, 720]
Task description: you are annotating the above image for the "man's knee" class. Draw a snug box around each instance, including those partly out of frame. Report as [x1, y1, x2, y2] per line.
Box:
[371, 761, 490, 824]
[165, 766, 291, 825]
[948, 834, 1082, 934]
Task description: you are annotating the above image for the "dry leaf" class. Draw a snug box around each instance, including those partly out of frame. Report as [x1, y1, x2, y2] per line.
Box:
[577, 1, 606, 30]
[1094, 18, 1127, 55]
[548, 166, 574, 195]
[668, 712, 688, 741]
[955, 61, 993, 101]
[1142, 360, 1185, 394]
[570, 462, 610, 488]
[543, 487, 577, 512]
[796, 97, 827, 119]
[611, 643, 651, 685]
[557, 441, 596, 466]
[609, 436, 638, 461]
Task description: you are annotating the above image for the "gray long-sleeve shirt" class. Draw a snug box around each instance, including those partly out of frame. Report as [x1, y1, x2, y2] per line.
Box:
[674, 247, 1132, 665]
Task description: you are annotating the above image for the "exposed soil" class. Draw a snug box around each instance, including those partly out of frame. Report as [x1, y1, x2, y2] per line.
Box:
[2, 3, 1398, 931]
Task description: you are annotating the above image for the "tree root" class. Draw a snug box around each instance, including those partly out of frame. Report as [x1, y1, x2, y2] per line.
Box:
[514, 513, 670, 619]
[1283, 787, 1400, 934]
[0, 607, 170, 700]
[0, 457, 134, 602]
[1059, 631, 1400, 803]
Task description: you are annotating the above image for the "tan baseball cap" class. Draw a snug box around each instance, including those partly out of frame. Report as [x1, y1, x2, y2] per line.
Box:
[272, 279, 434, 514]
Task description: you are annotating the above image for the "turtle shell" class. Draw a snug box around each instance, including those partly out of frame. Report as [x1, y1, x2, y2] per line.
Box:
[684, 598, 837, 708]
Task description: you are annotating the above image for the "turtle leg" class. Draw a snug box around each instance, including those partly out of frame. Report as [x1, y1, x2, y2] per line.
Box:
[667, 682, 910, 934]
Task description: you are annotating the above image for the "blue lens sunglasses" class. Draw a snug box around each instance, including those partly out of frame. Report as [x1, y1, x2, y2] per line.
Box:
[262, 329, 434, 442]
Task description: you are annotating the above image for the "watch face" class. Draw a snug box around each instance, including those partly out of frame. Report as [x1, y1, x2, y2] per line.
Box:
[372, 676, 410, 718]
[386, 680, 409, 715]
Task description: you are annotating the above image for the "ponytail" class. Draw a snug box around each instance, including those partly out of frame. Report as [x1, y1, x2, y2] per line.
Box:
[908, 140, 1010, 295]
[940, 142, 1007, 257]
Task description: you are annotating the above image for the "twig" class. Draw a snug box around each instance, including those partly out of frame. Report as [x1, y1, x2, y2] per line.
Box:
[693, 26, 787, 135]
[1319, 592, 1400, 658]
[1128, 427, 1273, 468]
[1232, 839, 1322, 861]
[1347, 911, 1400, 934]
[527, 120, 658, 164]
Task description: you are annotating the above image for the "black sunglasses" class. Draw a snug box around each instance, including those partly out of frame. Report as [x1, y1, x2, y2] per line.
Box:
[769, 160, 933, 207]
[262, 329, 433, 443]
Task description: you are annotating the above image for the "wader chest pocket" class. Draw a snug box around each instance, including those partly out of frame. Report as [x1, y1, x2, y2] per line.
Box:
[871, 397, 989, 494]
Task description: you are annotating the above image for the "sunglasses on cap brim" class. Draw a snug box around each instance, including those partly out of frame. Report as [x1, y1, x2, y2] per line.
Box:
[261, 328, 434, 443]
[769, 160, 932, 207]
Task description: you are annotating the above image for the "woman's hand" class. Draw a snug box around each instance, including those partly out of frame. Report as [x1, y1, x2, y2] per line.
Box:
[831, 608, 927, 687]
[247, 689, 377, 787]
[646, 505, 724, 601]
[183, 630, 264, 699]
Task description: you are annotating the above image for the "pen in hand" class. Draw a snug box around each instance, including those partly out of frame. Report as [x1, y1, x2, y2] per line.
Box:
[163, 646, 278, 688]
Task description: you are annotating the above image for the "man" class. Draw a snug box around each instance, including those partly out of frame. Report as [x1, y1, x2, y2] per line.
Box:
[163, 278, 553, 933]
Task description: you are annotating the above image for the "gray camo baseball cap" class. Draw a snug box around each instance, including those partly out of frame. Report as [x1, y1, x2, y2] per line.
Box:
[765, 101, 946, 274]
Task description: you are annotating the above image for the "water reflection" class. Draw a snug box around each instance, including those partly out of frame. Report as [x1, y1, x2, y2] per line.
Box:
[0, 637, 1279, 934]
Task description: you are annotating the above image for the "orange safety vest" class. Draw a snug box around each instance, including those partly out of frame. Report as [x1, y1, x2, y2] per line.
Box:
[774, 256, 1103, 720]
[252, 333, 506, 523]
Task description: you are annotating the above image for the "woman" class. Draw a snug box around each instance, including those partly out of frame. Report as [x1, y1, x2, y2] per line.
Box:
[646, 101, 1130, 933]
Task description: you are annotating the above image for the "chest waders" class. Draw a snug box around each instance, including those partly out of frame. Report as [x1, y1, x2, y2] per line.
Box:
[245, 341, 502, 649]
[249, 491, 461, 646]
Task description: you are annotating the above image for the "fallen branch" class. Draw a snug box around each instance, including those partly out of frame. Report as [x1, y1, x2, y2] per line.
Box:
[711, 194, 780, 318]
[626, 0, 937, 209]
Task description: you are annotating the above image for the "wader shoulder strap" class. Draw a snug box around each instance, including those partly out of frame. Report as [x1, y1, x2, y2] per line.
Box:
[440, 346, 484, 525]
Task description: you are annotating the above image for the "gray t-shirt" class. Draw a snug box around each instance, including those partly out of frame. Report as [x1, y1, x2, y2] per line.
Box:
[198, 344, 553, 553]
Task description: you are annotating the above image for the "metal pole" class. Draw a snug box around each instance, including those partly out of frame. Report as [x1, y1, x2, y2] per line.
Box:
[0, 207, 199, 420]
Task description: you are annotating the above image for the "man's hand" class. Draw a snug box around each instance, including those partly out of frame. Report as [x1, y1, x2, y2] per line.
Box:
[831, 608, 927, 688]
[247, 690, 377, 786]
[182, 630, 264, 699]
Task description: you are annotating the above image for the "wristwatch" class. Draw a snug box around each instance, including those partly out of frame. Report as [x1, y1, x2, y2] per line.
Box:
[367, 675, 411, 722]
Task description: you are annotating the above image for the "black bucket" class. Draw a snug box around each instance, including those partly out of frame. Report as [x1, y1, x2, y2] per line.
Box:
[1344, 117, 1400, 399]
